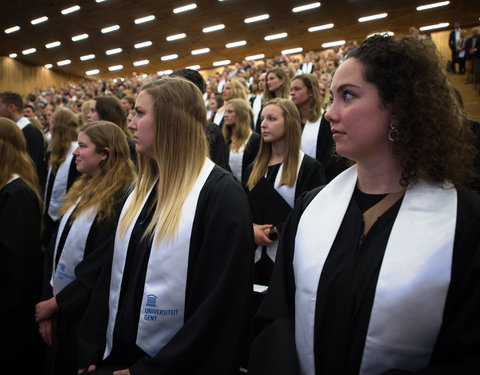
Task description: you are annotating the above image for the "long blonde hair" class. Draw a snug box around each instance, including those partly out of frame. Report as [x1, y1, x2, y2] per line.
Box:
[61, 121, 136, 223]
[48, 107, 78, 171]
[222, 99, 252, 152]
[247, 98, 302, 189]
[118, 77, 208, 244]
[0, 117, 42, 209]
[218, 78, 249, 113]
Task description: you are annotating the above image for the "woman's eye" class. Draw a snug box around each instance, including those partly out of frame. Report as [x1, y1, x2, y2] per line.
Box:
[343, 91, 354, 100]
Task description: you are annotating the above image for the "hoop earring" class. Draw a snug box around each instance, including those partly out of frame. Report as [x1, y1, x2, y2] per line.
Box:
[388, 123, 399, 142]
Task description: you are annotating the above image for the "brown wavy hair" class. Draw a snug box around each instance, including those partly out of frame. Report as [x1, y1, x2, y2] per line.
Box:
[94, 96, 132, 138]
[48, 107, 78, 172]
[264, 68, 290, 101]
[292, 74, 323, 122]
[60, 121, 136, 223]
[222, 99, 253, 152]
[348, 35, 477, 188]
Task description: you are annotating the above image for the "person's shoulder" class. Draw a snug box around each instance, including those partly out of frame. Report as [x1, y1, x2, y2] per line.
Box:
[0, 177, 38, 204]
[203, 165, 245, 197]
[457, 189, 480, 219]
[302, 153, 321, 167]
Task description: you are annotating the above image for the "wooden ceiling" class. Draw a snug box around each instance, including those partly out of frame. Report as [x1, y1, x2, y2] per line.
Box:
[1, 0, 478, 79]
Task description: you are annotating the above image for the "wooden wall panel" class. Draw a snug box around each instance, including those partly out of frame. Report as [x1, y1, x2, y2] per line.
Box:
[0, 57, 84, 96]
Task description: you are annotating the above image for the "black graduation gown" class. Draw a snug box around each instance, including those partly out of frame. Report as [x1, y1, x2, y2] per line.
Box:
[22, 122, 47, 191]
[226, 132, 261, 186]
[301, 114, 349, 183]
[77, 166, 254, 375]
[248, 187, 480, 375]
[205, 120, 229, 171]
[41, 190, 126, 375]
[0, 178, 44, 372]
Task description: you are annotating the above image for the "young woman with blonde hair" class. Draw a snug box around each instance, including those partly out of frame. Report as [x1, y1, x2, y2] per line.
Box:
[290, 74, 348, 182]
[77, 77, 253, 375]
[36, 121, 136, 375]
[214, 78, 251, 128]
[0, 117, 44, 372]
[222, 98, 261, 184]
[246, 98, 325, 286]
[43, 107, 80, 248]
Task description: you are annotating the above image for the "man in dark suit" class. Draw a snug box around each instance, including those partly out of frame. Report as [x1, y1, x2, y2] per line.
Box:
[0, 91, 46, 190]
[465, 27, 479, 83]
[449, 22, 462, 73]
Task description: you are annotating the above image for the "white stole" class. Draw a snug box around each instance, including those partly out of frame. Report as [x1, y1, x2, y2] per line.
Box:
[16, 116, 31, 130]
[228, 132, 252, 182]
[104, 158, 214, 359]
[213, 110, 225, 126]
[51, 199, 98, 295]
[255, 152, 305, 263]
[45, 142, 78, 221]
[252, 94, 263, 125]
[293, 165, 456, 375]
[301, 117, 322, 159]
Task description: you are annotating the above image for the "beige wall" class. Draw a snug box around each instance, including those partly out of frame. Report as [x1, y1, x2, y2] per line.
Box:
[0, 56, 84, 96]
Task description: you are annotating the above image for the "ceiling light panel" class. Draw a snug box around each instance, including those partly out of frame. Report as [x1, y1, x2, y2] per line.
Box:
[31, 16, 48, 25]
[106, 48, 122, 55]
[226, 40, 247, 48]
[45, 64, 52, 69]
[322, 40, 345, 48]
[9, 53, 17, 58]
[5, 26, 20, 34]
[72, 34, 89, 41]
[264, 32, 287, 41]
[86, 69, 100, 75]
[57, 59, 71, 66]
[282, 47, 303, 55]
[101, 25, 120, 34]
[419, 22, 449, 31]
[358, 13, 388, 22]
[191, 48, 210, 55]
[135, 15, 155, 24]
[213, 60, 230, 66]
[109, 65, 123, 71]
[80, 54, 95, 61]
[22, 48, 36, 55]
[166, 33, 186, 41]
[135, 41, 153, 49]
[133, 60, 149, 66]
[173, 3, 197, 13]
[244, 14, 269, 23]
[203, 24, 225, 33]
[45, 41, 61, 49]
[416, 1, 450, 11]
[161, 54, 178, 61]
[308, 23, 334, 32]
[246, 54, 265, 61]
[292, 2, 321, 13]
[61, 5, 80, 15]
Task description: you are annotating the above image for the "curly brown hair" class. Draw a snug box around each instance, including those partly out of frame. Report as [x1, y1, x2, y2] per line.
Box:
[348, 35, 477, 189]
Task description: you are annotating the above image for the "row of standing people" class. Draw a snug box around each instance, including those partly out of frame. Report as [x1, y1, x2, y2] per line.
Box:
[1, 34, 480, 375]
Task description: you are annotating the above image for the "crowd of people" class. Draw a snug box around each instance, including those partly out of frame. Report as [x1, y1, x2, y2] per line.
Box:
[1, 33, 480, 375]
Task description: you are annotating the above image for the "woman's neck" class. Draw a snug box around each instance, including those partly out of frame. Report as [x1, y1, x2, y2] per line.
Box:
[356, 159, 404, 194]
[298, 102, 310, 124]
[270, 140, 286, 165]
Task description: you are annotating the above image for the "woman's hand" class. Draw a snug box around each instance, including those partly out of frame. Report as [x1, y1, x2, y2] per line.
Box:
[35, 297, 59, 322]
[38, 318, 53, 346]
[113, 370, 131, 375]
[78, 364, 96, 374]
[253, 223, 274, 246]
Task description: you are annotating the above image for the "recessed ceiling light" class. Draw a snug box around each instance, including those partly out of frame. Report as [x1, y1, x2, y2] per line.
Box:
[308, 23, 334, 32]
[31, 16, 48, 25]
[416, 1, 450, 11]
[22, 48, 36, 55]
[322, 40, 345, 48]
[358, 13, 388, 22]
[203, 24, 225, 33]
[213, 60, 231, 66]
[166, 33, 186, 41]
[106, 48, 122, 55]
[135, 41, 153, 49]
[86, 69, 100, 75]
[244, 14, 269, 23]
[191, 48, 210, 55]
[101, 25, 120, 33]
[163, 69, 173, 75]
[72, 33, 89, 41]
[282, 47, 303, 55]
[187, 65, 200, 70]
[173, 3, 197, 13]
[5, 26, 20, 34]
[45, 41, 61, 49]
[135, 15, 155, 24]
[61, 5, 80, 15]
[226, 40, 247, 48]
[80, 54, 95, 61]
[265, 32, 287, 41]
[245, 54, 265, 61]
[9, 53, 17, 58]
[109, 65, 123, 71]
[161, 54, 178, 61]
[45, 64, 53, 69]
[419, 22, 449, 31]
[292, 2, 320, 13]
[57, 59, 71, 66]
[133, 60, 149, 66]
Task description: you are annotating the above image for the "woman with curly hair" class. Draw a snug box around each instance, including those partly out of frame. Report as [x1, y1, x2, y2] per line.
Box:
[43, 107, 81, 248]
[0, 117, 44, 372]
[35, 121, 136, 375]
[249, 35, 480, 375]
[222, 98, 261, 185]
